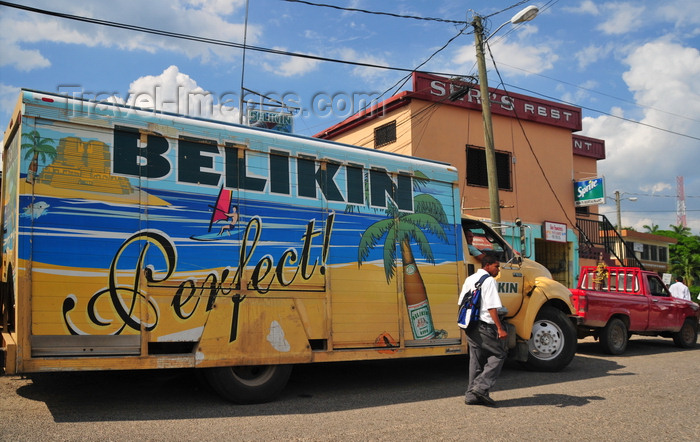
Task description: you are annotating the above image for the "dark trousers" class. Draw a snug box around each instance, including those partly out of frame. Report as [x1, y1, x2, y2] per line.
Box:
[465, 321, 507, 397]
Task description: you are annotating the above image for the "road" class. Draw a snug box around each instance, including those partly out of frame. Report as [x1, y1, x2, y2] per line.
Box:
[1, 336, 698, 441]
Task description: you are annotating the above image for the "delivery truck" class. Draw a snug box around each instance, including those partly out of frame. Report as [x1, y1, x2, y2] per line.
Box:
[1, 89, 578, 403]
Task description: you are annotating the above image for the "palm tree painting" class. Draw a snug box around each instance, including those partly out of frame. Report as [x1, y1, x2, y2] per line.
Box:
[357, 171, 450, 340]
[21, 130, 57, 184]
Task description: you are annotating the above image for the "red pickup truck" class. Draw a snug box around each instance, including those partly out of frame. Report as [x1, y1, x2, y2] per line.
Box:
[570, 266, 699, 354]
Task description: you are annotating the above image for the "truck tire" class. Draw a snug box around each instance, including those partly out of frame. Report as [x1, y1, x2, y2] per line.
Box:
[525, 306, 577, 372]
[672, 319, 698, 348]
[203, 364, 293, 404]
[599, 318, 628, 355]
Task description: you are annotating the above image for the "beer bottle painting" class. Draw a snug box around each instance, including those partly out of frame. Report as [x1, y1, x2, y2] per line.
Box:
[357, 179, 450, 340]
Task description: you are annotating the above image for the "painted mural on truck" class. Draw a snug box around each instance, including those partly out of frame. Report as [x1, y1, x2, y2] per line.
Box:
[5, 92, 462, 358]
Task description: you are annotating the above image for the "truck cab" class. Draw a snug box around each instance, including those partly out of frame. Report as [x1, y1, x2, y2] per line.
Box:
[460, 216, 579, 371]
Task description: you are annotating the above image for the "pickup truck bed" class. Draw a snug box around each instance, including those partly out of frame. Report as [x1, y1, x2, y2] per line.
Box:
[570, 266, 699, 354]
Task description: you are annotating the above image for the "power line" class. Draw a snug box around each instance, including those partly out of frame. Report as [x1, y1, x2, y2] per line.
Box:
[2, 0, 696, 147]
[0, 0, 461, 78]
[281, 0, 469, 25]
[507, 84, 700, 142]
[485, 38, 578, 230]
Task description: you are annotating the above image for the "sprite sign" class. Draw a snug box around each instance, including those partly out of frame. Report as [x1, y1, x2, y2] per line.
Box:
[574, 177, 605, 207]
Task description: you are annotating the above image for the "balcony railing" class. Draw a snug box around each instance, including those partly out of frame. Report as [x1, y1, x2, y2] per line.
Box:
[575, 213, 644, 269]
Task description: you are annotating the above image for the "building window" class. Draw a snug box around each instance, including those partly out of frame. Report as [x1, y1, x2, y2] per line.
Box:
[575, 206, 590, 216]
[466, 145, 512, 190]
[374, 121, 397, 148]
[641, 244, 666, 262]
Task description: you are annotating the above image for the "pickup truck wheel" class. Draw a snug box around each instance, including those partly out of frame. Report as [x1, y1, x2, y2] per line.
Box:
[203, 364, 293, 404]
[525, 306, 577, 372]
[600, 318, 628, 355]
[672, 319, 698, 348]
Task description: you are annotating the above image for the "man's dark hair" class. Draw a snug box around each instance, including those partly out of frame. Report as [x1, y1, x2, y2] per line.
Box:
[481, 252, 499, 267]
[677, 276, 684, 283]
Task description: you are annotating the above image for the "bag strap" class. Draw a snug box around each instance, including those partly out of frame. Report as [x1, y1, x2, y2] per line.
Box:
[472, 273, 491, 309]
[474, 273, 490, 289]
[459, 273, 491, 309]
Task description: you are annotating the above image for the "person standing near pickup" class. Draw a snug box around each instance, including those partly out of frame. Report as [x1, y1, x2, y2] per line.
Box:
[461, 253, 508, 407]
[669, 276, 691, 301]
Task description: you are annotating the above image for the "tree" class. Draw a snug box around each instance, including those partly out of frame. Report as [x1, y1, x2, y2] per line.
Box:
[21, 130, 57, 183]
[669, 224, 692, 237]
[662, 230, 700, 287]
[643, 223, 660, 234]
[671, 252, 700, 287]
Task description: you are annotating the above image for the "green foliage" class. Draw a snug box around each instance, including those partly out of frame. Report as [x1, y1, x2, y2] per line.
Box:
[690, 286, 700, 304]
[643, 223, 660, 233]
[658, 228, 700, 287]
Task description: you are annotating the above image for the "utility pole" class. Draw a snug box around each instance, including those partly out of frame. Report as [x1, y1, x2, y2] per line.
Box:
[615, 190, 622, 232]
[469, 6, 538, 226]
[473, 15, 501, 225]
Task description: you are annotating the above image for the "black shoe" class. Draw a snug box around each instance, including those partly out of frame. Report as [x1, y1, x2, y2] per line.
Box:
[465, 397, 480, 405]
[472, 390, 497, 407]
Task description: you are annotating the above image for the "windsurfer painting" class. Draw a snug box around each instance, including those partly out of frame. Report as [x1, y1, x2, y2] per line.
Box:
[190, 187, 243, 241]
[218, 205, 239, 236]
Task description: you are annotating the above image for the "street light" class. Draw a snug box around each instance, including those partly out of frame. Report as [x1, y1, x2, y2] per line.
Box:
[613, 190, 638, 231]
[473, 5, 539, 225]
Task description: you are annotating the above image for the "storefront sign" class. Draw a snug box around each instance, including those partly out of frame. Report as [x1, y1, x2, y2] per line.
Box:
[573, 135, 605, 159]
[574, 177, 605, 207]
[412, 72, 582, 131]
[543, 221, 567, 243]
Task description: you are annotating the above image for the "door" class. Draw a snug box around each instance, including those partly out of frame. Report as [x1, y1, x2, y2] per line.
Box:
[646, 274, 679, 331]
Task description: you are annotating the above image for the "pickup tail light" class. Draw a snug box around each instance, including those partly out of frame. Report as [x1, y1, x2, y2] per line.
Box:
[570, 289, 588, 317]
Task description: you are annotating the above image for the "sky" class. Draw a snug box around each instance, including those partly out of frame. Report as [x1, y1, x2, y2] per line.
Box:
[1, 0, 699, 234]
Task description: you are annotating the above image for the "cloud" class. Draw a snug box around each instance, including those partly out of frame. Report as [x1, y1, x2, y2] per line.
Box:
[261, 49, 321, 77]
[582, 39, 700, 231]
[563, 1, 600, 15]
[596, 3, 646, 35]
[453, 38, 558, 76]
[0, 43, 51, 71]
[656, 0, 700, 29]
[575, 43, 616, 69]
[335, 48, 390, 81]
[114, 65, 240, 123]
[0, 0, 256, 70]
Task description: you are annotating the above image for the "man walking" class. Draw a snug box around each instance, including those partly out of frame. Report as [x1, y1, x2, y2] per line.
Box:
[459, 253, 508, 407]
[669, 276, 691, 301]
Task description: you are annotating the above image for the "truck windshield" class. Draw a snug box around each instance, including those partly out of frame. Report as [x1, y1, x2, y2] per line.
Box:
[461, 220, 513, 263]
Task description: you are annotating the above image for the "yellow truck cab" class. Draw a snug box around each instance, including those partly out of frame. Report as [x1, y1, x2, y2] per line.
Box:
[461, 216, 578, 371]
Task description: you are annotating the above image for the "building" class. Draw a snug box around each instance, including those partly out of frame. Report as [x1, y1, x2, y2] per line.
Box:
[316, 72, 605, 287]
[610, 230, 676, 274]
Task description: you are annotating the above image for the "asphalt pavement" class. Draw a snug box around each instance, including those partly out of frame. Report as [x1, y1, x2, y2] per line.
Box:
[1, 336, 698, 441]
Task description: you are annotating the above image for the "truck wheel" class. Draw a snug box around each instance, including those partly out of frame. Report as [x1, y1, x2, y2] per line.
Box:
[525, 306, 577, 372]
[672, 319, 698, 348]
[600, 318, 628, 355]
[203, 364, 293, 404]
